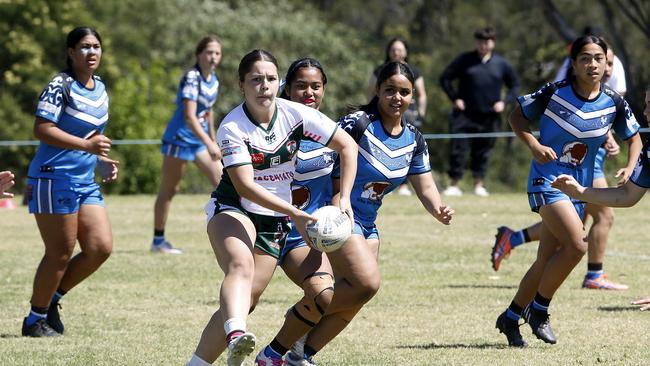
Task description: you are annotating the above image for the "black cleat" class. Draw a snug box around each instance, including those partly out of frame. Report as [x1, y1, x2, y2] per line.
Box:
[496, 311, 527, 347]
[22, 318, 60, 337]
[523, 305, 557, 344]
[47, 303, 64, 334]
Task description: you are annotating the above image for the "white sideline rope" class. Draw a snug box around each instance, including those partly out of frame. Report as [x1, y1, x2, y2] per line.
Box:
[0, 128, 648, 146]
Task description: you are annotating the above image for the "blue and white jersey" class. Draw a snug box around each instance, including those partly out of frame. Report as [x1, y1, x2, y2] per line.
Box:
[291, 139, 337, 213]
[28, 71, 109, 183]
[162, 65, 219, 146]
[630, 144, 650, 188]
[519, 80, 639, 194]
[334, 110, 431, 226]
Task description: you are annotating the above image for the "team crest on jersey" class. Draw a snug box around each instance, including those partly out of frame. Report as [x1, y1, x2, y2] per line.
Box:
[291, 185, 310, 210]
[265, 132, 277, 144]
[361, 181, 392, 201]
[559, 141, 588, 166]
[323, 151, 335, 165]
[404, 152, 413, 165]
[286, 140, 297, 158]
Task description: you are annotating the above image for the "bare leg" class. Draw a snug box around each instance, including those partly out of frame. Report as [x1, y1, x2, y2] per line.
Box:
[153, 155, 186, 232]
[585, 177, 613, 265]
[193, 149, 223, 188]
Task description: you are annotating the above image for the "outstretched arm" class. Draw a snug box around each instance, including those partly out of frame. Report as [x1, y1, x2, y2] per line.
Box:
[552, 175, 646, 207]
[408, 172, 453, 225]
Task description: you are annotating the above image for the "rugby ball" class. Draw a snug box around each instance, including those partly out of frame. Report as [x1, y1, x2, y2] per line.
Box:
[305, 205, 352, 253]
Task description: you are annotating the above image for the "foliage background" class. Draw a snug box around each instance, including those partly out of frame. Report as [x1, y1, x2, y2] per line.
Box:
[1, 0, 648, 194]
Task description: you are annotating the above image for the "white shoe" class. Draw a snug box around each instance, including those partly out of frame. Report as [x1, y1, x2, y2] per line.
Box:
[474, 186, 489, 197]
[227, 332, 256, 366]
[286, 351, 318, 366]
[442, 186, 463, 197]
[290, 334, 307, 359]
[397, 185, 412, 196]
[150, 240, 183, 254]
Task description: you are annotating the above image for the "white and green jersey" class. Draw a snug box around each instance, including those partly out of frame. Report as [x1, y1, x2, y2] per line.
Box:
[215, 98, 338, 216]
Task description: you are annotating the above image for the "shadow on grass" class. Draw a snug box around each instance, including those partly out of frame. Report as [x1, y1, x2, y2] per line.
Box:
[397, 342, 509, 350]
[0, 334, 21, 338]
[446, 284, 518, 289]
[597, 305, 639, 312]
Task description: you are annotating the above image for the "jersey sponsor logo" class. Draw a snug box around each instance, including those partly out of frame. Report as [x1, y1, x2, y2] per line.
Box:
[270, 156, 281, 167]
[405, 151, 413, 165]
[254, 171, 294, 182]
[222, 145, 241, 157]
[291, 185, 310, 210]
[37, 101, 59, 115]
[360, 181, 392, 201]
[532, 178, 545, 186]
[559, 141, 588, 166]
[221, 139, 230, 144]
[265, 132, 277, 144]
[251, 153, 265, 164]
[323, 151, 335, 164]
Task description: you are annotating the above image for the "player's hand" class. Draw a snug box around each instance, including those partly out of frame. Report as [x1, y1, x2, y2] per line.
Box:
[530, 142, 557, 164]
[454, 99, 465, 111]
[551, 174, 585, 198]
[493, 101, 505, 113]
[337, 195, 354, 224]
[604, 136, 620, 157]
[433, 205, 454, 225]
[207, 143, 221, 161]
[0, 170, 15, 198]
[86, 134, 112, 157]
[291, 209, 318, 247]
[632, 296, 650, 311]
[98, 157, 119, 183]
[615, 167, 632, 186]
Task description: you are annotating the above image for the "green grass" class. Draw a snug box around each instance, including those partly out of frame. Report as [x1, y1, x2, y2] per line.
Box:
[1, 193, 650, 365]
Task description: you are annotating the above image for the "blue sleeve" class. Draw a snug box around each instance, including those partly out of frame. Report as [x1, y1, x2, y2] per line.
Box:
[408, 130, 432, 175]
[338, 111, 372, 143]
[517, 82, 556, 121]
[611, 94, 640, 140]
[180, 70, 200, 101]
[35, 74, 68, 123]
[630, 145, 650, 188]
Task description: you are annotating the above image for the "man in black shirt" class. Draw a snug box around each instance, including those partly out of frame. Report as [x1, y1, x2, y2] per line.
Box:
[440, 27, 519, 197]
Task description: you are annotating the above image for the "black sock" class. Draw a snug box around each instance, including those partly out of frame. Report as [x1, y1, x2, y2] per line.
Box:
[523, 228, 531, 243]
[154, 229, 164, 237]
[508, 301, 524, 316]
[303, 345, 318, 359]
[270, 338, 289, 356]
[532, 292, 552, 312]
[587, 262, 603, 272]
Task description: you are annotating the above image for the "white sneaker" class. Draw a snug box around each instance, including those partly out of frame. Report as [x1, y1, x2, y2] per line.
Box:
[397, 185, 412, 196]
[474, 186, 489, 197]
[442, 186, 463, 197]
[150, 240, 183, 254]
[290, 334, 307, 358]
[227, 332, 256, 366]
[286, 351, 317, 366]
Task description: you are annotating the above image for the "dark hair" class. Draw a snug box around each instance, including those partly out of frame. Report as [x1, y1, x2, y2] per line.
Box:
[569, 35, 608, 60]
[66, 26, 102, 69]
[582, 25, 604, 38]
[384, 37, 409, 63]
[474, 27, 496, 40]
[279, 57, 327, 99]
[238, 49, 278, 82]
[195, 34, 222, 56]
[355, 61, 415, 114]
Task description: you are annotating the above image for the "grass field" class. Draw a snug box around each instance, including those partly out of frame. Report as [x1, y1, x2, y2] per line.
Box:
[1, 193, 650, 365]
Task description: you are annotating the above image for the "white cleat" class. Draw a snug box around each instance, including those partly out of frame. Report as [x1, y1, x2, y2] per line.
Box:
[150, 240, 184, 254]
[227, 332, 256, 366]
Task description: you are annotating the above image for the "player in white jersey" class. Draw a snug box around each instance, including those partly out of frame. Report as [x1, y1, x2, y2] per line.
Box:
[151, 35, 224, 254]
[495, 36, 640, 347]
[185, 50, 358, 366]
[0, 170, 15, 198]
[22, 27, 118, 337]
[552, 86, 650, 311]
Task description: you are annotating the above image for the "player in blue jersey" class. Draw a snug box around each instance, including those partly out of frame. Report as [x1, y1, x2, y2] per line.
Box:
[185, 50, 358, 366]
[151, 35, 224, 254]
[491, 41, 639, 292]
[495, 36, 641, 347]
[552, 85, 650, 311]
[0, 170, 15, 198]
[270, 62, 453, 366]
[23, 27, 118, 337]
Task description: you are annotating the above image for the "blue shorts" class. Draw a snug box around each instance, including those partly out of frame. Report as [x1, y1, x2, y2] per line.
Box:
[353, 221, 380, 240]
[278, 229, 309, 265]
[593, 147, 606, 180]
[27, 178, 104, 214]
[528, 191, 585, 220]
[161, 141, 206, 161]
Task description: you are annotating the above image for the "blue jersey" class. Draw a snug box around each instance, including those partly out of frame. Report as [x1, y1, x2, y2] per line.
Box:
[630, 144, 650, 188]
[335, 110, 431, 226]
[518, 81, 639, 194]
[28, 71, 109, 183]
[291, 139, 337, 212]
[162, 65, 219, 146]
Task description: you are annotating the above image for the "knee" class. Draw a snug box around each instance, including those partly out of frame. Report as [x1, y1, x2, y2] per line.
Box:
[87, 240, 113, 262]
[566, 239, 588, 259]
[44, 245, 75, 267]
[226, 257, 254, 280]
[353, 275, 381, 305]
[593, 208, 614, 228]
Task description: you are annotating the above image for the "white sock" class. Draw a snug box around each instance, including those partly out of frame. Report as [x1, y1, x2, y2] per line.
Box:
[186, 353, 212, 366]
[224, 318, 246, 337]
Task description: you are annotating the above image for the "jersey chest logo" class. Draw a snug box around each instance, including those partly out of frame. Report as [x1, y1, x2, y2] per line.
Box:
[361, 181, 392, 201]
[291, 185, 310, 210]
[559, 141, 588, 166]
